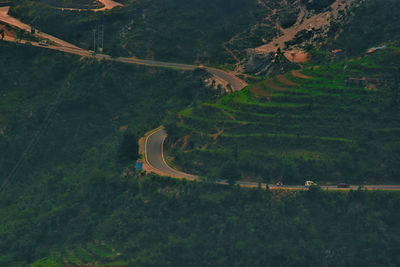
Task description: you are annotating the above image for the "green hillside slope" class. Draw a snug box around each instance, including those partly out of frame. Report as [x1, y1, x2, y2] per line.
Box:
[165, 48, 400, 184]
[0, 42, 213, 189]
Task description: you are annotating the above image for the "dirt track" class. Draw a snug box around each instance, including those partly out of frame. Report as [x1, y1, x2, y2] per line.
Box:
[0, 6, 83, 49]
[56, 0, 123, 12]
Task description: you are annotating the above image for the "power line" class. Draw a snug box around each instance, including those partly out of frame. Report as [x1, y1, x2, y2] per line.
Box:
[0, 84, 68, 193]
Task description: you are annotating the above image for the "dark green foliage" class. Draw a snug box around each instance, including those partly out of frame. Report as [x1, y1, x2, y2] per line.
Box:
[39, 0, 102, 9]
[117, 132, 138, 164]
[328, 0, 400, 57]
[1, 173, 400, 266]
[168, 48, 400, 184]
[218, 160, 241, 185]
[301, 0, 335, 12]
[0, 41, 212, 192]
[10, 0, 262, 64]
[278, 8, 299, 29]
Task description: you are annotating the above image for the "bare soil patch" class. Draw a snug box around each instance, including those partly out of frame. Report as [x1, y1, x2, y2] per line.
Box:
[291, 69, 313, 79]
[266, 79, 287, 91]
[119, 125, 128, 132]
[251, 83, 272, 99]
[210, 129, 224, 141]
[284, 50, 310, 63]
[277, 74, 299, 87]
[181, 134, 190, 150]
[250, 84, 272, 102]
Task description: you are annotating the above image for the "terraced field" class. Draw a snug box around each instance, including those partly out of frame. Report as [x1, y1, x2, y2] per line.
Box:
[30, 242, 124, 267]
[167, 48, 400, 184]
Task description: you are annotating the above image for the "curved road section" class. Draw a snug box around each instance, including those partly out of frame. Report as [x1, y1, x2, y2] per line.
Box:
[5, 4, 398, 190]
[115, 58, 247, 91]
[145, 129, 400, 190]
[56, 0, 123, 12]
[146, 128, 198, 180]
[0, 6, 247, 91]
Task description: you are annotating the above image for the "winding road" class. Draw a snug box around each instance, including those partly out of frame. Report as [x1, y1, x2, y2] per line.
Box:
[55, 0, 122, 12]
[0, 6, 247, 91]
[1, 3, 399, 190]
[145, 129, 400, 190]
[145, 128, 198, 180]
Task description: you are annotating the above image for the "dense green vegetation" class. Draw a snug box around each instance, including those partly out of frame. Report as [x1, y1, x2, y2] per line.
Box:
[2, 172, 400, 266]
[1, 1, 400, 266]
[0, 41, 214, 194]
[0, 41, 217, 265]
[10, 0, 266, 64]
[166, 48, 400, 184]
[39, 0, 103, 9]
[327, 0, 400, 57]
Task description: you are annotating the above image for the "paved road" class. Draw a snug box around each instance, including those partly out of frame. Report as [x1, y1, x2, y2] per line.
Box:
[0, 6, 247, 91]
[145, 128, 198, 180]
[3, 5, 398, 190]
[234, 182, 400, 191]
[144, 129, 400, 191]
[115, 58, 247, 91]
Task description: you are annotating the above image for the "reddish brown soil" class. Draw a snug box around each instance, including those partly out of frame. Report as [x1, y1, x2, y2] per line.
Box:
[284, 51, 310, 63]
[291, 70, 313, 79]
[0, 23, 15, 38]
[266, 79, 287, 91]
[250, 83, 272, 102]
[210, 129, 224, 141]
[181, 134, 190, 150]
[251, 83, 271, 97]
[277, 74, 299, 87]
[119, 125, 128, 132]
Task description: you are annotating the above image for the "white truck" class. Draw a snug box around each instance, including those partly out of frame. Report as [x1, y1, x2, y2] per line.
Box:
[305, 180, 317, 187]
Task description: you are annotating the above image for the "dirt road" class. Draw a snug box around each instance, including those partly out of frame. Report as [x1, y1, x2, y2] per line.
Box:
[0, 6, 83, 50]
[57, 0, 123, 12]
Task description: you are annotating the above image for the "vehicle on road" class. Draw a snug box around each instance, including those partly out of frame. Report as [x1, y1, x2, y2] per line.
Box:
[305, 180, 317, 187]
[38, 40, 48, 46]
[337, 183, 350, 188]
[276, 181, 283, 186]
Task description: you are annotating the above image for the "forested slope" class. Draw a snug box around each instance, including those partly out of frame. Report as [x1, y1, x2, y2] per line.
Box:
[165, 47, 400, 184]
[2, 174, 400, 266]
[0, 41, 213, 195]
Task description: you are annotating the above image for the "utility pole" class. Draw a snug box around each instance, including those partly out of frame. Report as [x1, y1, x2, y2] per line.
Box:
[93, 28, 97, 52]
[97, 23, 104, 53]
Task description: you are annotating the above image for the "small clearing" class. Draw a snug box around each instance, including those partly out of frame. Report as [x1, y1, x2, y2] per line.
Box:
[250, 83, 272, 101]
[255, 0, 357, 55]
[210, 129, 224, 141]
[56, 0, 122, 12]
[284, 50, 310, 63]
[181, 134, 190, 150]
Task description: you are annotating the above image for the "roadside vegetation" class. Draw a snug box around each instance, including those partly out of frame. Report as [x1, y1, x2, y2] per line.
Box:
[9, 0, 266, 64]
[0, 41, 215, 198]
[2, 173, 400, 266]
[39, 0, 103, 9]
[1, 0, 400, 266]
[165, 47, 400, 185]
[326, 0, 400, 58]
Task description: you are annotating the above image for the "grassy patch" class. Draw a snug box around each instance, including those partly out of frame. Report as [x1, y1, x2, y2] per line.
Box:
[167, 48, 400, 184]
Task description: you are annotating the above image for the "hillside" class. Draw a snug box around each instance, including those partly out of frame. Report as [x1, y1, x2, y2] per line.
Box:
[0, 42, 214, 189]
[1, 0, 400, 266]
[2, 173, 400, 266]
[11, 0, 396, 67]
[165, 47, 400, 184]
[9, 0, 263, 64]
